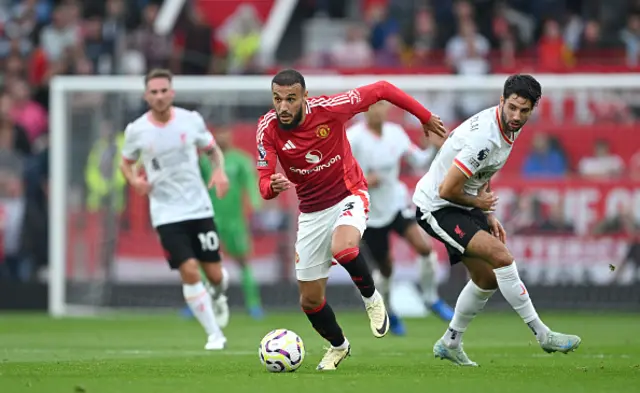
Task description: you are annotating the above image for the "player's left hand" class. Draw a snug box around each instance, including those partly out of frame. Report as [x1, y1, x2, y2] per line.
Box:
[422, 114, 448, 139]
[209, 168, 229, 198]
[487, 213, 507, 244]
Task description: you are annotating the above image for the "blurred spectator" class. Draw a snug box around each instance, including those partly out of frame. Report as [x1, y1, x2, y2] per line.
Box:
[220, 5, 261, 74]
[577, 139, 624, 179]
[8, 78, 47, 144]
[172, 5, 222, 75]
[12, 0, 52, 25]
[103, 0, 126, 44]
[0, 92, 30, 156]
[375, 32, 403, 67]
[493, 1, 534, 48]
[4, 54, 28, 82]
[39, 3, 79, 63]
[578, 20, 605, 51]
[522, 134, 568, 178]
[81, 15, 114, 74]
[537, 19, 573, 70]
[404, 7, 438, 66]
[563, 13, 584, 52]
[0, 1, 37, 58]
[331, 23, 373, 68]
[445, 20, 490, 75]
[129, 2, 172, 71]
[620, 13, 640, 67]
[366, 2, 399, 51]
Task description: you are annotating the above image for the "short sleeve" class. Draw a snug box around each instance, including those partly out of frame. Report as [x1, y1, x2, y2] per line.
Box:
[453, 139, 493, 178]
[192, 111, 215, 150]
[121, 124, 139, 163]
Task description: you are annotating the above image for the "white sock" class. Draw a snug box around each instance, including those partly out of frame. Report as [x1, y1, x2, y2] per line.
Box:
[419, 252, 439, 305]
[333, 336, 350, 350]
[493, 261, 550, 342]
[212, 266, 229, 299]
[372, 270, 391, 311]
[443, 280, 495, 348]
[362, 289, 382, 305]
[183, 282, 221, 336]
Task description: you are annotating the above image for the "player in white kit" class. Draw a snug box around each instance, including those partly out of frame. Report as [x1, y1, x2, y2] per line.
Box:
[347, 102, 454, 336]
[413, 74, 581, 366]
[119, 69, 230, 350]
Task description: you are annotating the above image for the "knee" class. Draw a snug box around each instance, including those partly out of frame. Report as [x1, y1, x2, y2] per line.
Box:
[179, 259, 201, 284]
[330, 240, 359, 259]
[489, 246, 514, 269]
[299, 293, 325, 311]
[415, 242, 432, 256]
[206, 267, 223, 285]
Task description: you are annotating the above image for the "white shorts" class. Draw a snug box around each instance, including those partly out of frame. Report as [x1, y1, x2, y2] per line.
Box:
[295, 191, 369, 281]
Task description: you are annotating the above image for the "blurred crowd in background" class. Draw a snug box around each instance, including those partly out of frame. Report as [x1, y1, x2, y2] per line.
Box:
[0, 0, 638, 283]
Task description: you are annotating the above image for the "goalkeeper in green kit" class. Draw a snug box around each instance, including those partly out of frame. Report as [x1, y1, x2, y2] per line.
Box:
[182, 126, 264, 320]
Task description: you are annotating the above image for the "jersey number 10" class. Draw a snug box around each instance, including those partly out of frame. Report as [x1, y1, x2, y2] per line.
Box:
[198, 231, 219, 251]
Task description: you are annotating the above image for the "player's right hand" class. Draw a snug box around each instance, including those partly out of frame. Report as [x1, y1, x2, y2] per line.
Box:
[475, 191, 498, 212]
[270, 173, 292, 193]
[132, 176, 151, 196]
[422, 114, 448, 139]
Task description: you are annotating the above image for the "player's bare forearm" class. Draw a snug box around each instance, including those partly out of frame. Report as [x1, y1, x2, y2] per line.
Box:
[207, 144, 225, 171]
[438, 187, 478, 208]
[438, 165, 480, 209]
[119, 160, 137, 184]
[439, 166, 497, 211]
[485, 180, 491, 193]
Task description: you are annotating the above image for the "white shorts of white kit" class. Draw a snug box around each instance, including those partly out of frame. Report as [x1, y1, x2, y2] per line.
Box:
[295, 191, 370, 281]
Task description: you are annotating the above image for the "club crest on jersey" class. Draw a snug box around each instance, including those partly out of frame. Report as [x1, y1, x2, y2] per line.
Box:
[477, 148, 490, 161]
[295, 252, 300, 264]
[316, 125, 330, 138]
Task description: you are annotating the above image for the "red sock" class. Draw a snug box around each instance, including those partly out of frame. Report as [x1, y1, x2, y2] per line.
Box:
[333, 247, 376, 298]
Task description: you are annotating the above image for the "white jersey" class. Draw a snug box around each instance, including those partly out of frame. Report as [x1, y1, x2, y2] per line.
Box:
[413, 106, 517, 212]
[121, 107, 215, 227]
[347, 121, 435, 227]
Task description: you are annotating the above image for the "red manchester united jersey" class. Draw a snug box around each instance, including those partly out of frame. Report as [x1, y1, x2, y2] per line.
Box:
[256, 81, 433, 213]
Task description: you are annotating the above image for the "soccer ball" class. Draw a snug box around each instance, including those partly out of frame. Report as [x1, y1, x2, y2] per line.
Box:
[258, 329, 305, 372]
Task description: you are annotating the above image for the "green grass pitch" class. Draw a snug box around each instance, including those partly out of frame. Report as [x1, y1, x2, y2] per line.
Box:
[1, 311, 638, 393]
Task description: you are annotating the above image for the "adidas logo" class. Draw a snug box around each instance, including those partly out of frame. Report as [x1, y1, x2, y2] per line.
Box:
[282, 140, 296, 150]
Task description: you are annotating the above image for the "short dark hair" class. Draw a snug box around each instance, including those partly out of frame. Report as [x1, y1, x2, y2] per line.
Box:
[271, 69, 306, 90]
[503, 74, 541, 107]
[145, 68, 173, 86]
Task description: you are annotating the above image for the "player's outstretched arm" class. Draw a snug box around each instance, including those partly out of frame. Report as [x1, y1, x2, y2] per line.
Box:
[344, 81, 447, 138]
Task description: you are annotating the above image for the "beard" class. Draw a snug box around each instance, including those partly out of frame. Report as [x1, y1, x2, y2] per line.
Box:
[277, 106, 303, 131]
[500, 108, 523, 134]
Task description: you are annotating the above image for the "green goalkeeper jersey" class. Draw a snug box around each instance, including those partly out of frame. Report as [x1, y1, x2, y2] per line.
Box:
[199, 149, 261, 225]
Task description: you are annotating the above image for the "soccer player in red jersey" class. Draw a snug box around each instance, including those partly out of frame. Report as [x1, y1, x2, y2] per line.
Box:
[256, 69, 447, 370]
